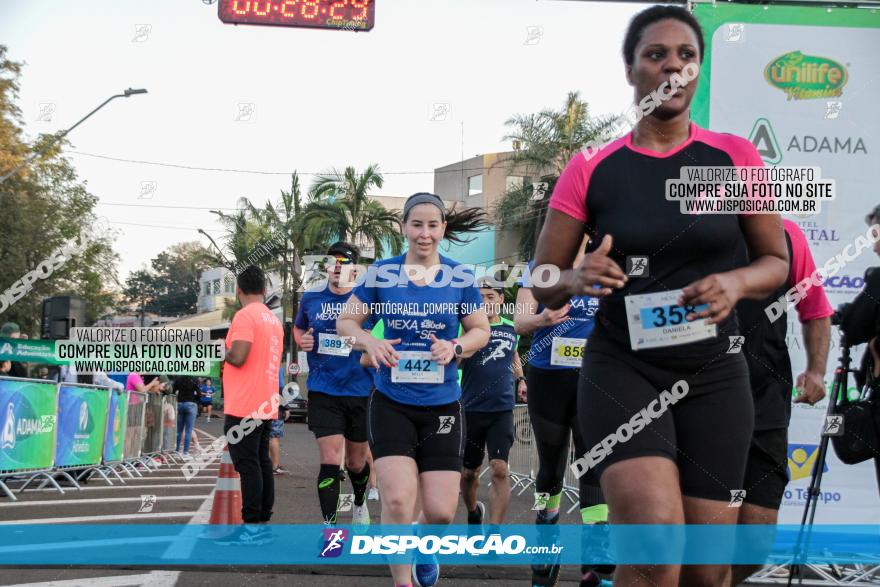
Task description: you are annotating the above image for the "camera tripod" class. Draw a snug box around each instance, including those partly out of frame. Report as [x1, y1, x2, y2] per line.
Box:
[786, 329, 854, 586]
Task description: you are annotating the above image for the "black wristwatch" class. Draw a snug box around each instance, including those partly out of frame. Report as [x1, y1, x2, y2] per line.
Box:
[451, 339, 464, 358]
[516, 376, 526, 384]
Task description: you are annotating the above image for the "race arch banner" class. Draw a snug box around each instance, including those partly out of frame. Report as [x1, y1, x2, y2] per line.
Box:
[693, 3, 880, 524]
[55, 384, 110, 469]
[0, 377, 57, 472]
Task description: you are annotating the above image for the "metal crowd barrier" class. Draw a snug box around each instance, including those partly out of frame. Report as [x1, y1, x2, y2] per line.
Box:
[0, 377, 188, 500]
[505, 404, 581, 513]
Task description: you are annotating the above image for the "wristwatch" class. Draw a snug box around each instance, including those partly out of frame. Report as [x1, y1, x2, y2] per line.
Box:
[451, 339, 464, 358]
[516, 376, 526, 384]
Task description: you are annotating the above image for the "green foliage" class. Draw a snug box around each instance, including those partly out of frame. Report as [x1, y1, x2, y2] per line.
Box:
[0, 45, 119, 334]
[495, 91, 619, 259]
[303, 164, 403, 259]
[122, 242, 215, 318]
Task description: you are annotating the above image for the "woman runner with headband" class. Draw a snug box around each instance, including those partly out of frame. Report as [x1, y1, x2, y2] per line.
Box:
[338, 192, 491, 587]
[532, 6, 788, 586]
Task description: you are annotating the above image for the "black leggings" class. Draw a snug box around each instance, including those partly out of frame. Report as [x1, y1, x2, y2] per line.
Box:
[527, 365, 603, 509]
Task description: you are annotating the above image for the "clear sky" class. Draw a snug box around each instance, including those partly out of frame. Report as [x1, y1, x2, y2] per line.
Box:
[1, 0, 642, 279]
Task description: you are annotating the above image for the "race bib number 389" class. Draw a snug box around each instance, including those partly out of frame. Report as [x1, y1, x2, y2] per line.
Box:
[391, 351, 444, 384]
[318, 333, 352, 357]
[625, 290, 716, 351]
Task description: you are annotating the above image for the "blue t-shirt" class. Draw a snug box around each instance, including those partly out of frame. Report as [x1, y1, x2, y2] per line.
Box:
[353, 254, 483, 406]
[294, 286, 375, 397]
[521, 261, 598, 370]
[460, 318, 518, 412]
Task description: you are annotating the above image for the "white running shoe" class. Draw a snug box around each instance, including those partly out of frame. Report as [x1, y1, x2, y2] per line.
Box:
[352, 502, 370, 527]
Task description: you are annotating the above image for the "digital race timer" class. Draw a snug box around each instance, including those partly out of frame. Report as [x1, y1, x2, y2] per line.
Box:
[218, 0, 375, 31]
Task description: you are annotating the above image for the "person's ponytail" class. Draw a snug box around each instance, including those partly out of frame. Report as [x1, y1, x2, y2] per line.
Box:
[443, 204, 488, 244]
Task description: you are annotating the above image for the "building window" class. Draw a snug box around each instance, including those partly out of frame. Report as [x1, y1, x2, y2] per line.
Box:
[467, 174, 483, 196]
[506, 175, 528, 192]
[202, 282, 210, 296]
[212, 280, 221, 295]
[225, 276, 235, 293]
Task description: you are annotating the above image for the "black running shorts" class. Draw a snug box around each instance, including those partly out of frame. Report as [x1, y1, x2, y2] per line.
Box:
[578, 336, 754, 502]
[743, 427, 789, 510]
[307, 391, 368, 443]
[463, 410, 514, 470]
[368, 389, 464, 472]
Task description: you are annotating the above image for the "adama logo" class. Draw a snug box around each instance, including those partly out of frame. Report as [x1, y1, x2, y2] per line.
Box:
[764, 51, 848, 101]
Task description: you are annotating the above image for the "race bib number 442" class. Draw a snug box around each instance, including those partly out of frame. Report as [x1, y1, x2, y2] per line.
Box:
[625, 290, 716, 351]
[391, 351, 444, 384]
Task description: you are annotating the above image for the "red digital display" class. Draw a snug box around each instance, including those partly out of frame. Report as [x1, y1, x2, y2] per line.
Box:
[218, 0, 375, 31]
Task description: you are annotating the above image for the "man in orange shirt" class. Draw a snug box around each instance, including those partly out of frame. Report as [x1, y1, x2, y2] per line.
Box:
[218, 266, 284, 543]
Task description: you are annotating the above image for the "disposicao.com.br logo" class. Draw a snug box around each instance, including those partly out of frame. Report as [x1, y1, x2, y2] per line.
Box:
[345, 533, 555, 556]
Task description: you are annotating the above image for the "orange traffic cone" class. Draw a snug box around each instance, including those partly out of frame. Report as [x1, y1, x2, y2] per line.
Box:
[205, 444, 242, 537]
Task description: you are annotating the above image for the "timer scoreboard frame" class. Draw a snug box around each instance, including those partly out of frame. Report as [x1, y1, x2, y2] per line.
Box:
[218, 0, 375, 31]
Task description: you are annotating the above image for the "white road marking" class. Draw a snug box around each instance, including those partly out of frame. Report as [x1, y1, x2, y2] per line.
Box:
[0, 512, 196, 524]
[3, 570, 180, 587]
[23, 484, 216, 492]
[0, 496, 209, 507]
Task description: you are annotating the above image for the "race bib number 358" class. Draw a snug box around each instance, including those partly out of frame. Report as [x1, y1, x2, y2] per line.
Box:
[625, 290, 716, 351]
[391, 351, 444, 384]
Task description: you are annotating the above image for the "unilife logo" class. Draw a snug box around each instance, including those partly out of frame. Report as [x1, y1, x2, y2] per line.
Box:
[764, 51, 848, 101]
[1, 403, 15, 449]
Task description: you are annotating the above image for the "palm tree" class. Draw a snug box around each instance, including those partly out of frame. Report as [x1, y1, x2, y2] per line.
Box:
[241, 172, 313, 343]
[303, 164, 403, 259]
[495, 92, 619, 259]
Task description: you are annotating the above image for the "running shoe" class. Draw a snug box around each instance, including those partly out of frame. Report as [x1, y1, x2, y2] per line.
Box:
[367, 487, 379, 501]
[412, 552, 440, 587]
[273, 466, 289, 476]
[214, 525, 273, 546]
[532, 510, 561, 587]
[352, 502, 370, 528]
[580, 568, 614, 586]
[467, 501, 485, 526]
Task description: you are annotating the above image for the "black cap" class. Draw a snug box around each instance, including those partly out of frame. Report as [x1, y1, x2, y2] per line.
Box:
[327, 242, 360, 264]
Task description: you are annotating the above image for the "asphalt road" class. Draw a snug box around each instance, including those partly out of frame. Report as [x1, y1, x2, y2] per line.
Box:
[0, 414, 787, 586]
[0, 414, 590, 586]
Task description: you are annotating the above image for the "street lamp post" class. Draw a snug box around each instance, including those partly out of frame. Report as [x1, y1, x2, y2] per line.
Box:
[0, 87, 148, 185]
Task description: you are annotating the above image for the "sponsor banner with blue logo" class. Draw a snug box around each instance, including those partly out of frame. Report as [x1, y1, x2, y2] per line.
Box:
[55, 384, 110, 468]
[0, 377, 57, 472]
[103, 388, 127, 463]
[693, 3, 880, 524]
[0, 525, 878, 565]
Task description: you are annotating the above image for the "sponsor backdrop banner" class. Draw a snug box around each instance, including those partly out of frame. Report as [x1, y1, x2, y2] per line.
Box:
[103, 388, 127, 463]
[0, 377, 57, 472]
[0, 337, 65, 365]
[694, 4, 880, 523]
[55, 385, 109, 468]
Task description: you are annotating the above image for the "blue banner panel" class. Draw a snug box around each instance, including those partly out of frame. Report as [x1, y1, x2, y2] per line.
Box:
[0, 525, 877, 566]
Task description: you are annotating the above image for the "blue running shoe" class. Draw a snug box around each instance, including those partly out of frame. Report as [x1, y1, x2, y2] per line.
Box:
[412, 552, 440, 587]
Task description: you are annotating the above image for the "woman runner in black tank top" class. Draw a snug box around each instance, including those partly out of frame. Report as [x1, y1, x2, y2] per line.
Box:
[531, 7, 789, 587]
